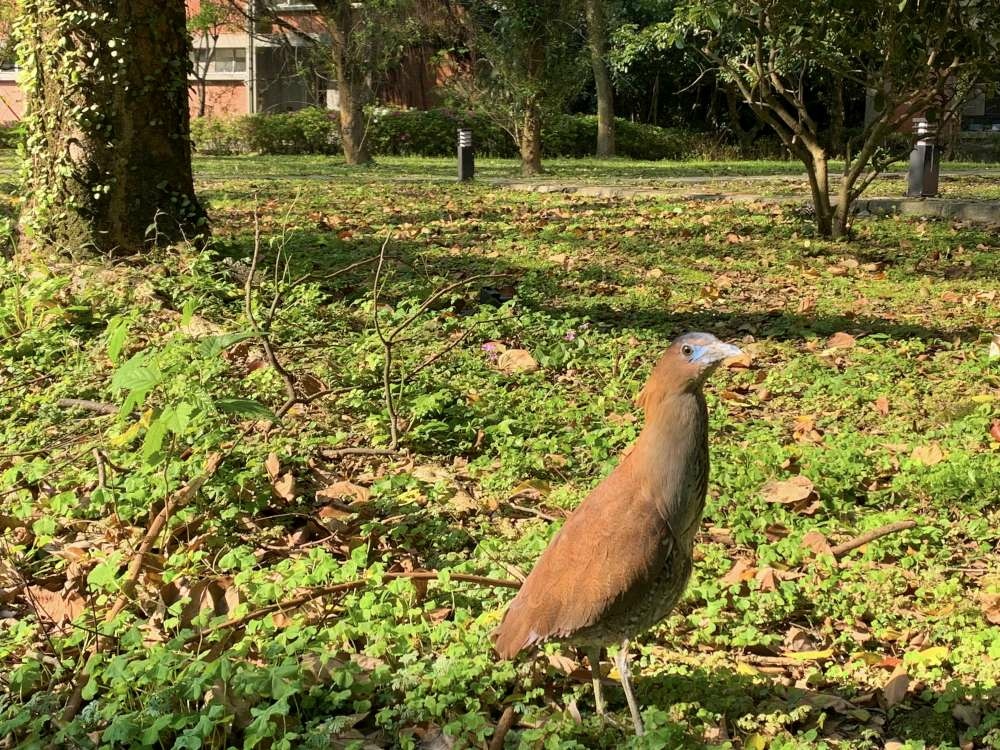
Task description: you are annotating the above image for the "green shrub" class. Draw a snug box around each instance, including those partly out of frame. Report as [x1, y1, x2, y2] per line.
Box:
[0, 121, 23, 149]
[367, 107, 515, 157]
[245, 107, 340, 155]
[192, 108, 340, 156]
[190, 115, 252, 155]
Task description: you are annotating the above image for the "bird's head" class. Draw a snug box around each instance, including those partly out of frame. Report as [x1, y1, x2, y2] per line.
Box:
[637, 332, 743, 411]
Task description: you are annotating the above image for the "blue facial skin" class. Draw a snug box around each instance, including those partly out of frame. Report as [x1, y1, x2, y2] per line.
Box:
[676, 333, 743, 367]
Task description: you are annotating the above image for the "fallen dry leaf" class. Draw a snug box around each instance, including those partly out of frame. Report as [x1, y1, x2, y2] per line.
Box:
[721, 558, 756, 586]
[298, 373, 328, 398]
[990, 420, 1000, 443]
[264, 452, 281, 481]
[762, 475, 816, 505]
[317, 481, 371, 504]
[873, 397, 890, 416]
[980, 592, 1000, 625]
[911, 442, 945, 466]
[801, 530, 834, 557]
[826, 331, 857, 350]
[271, 473, 297, 504]
[25, 586, 85, 624]
[496, 349, 539, 374]
[883, 665, 910, 707]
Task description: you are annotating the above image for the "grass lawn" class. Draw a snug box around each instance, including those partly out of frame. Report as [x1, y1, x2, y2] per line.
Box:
[1, 159, 999, 748]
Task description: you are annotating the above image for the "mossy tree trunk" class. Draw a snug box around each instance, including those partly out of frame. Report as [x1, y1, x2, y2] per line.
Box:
[18, 0, 207, 257]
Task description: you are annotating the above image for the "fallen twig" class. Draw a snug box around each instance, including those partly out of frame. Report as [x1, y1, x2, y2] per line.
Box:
[831, 520, 917, 558]
[56, 398, 117, 415]
[506, 502, 567, 523]
[189, 570, 521, 644]
[62, 453, 223, 722]
[320, 446, 400, 459]
[488, 706, 517, 750]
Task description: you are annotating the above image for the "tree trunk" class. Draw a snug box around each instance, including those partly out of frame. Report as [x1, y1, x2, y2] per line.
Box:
[19, 0, 207, 257]
[803, 147, 835, 237]
[520, 100, 543, 175]
[584, 0, 614, 157]
[337, 68, 371, 166]
[325, 1, 372, 166]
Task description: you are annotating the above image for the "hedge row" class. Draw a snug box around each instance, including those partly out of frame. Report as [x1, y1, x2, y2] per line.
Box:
[190, 107, 697, 160]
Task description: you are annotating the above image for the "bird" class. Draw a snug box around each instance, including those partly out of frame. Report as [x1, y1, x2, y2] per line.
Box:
[492, 332, 742, 736]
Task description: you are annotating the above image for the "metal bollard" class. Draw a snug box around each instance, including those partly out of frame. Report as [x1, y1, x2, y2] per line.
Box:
[906, 118, 940, 198]
[457, 128, 474, 181]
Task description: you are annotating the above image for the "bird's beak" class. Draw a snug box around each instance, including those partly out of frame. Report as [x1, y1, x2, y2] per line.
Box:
[696, 341, 744, 365]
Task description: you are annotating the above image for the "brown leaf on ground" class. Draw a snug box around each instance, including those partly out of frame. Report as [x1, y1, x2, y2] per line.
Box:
[826, 332, 857, 350]
[883, 665, 910, 707]
[265, 453, 281, 481]
[873, 397, 890, 416]
[754, 566, 802, 591]
[178, 578, 240, 628]
[980, 592, 1000, 625]
[316, 481, 371, 504]
[298, 373, 328, 398]
[271, 473, 297, 504]
[762, 475, 816, 505]
[25, 586, 85, 624]
[721, 558, 756, 586]
[911, 442, 945, 466]
[801, 530, 834, 557]
[990, 420, 1000, 443]
[792, 415, 824, 444]
[496, 349, 539, 374]
[265, 452, 297, 503]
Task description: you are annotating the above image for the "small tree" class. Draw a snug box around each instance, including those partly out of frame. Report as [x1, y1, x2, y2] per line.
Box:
[673, 0, 1000, 238]
[18, 0, 207, 257]
[453, 0, 586, 175]
[189, 0, 240, 118]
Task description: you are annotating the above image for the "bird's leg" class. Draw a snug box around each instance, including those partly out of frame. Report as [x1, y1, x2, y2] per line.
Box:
[614, 639, 644, 736]
[586, 646, 605, 716]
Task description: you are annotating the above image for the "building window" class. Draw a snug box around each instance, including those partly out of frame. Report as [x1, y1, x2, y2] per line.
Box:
[193, 47, 247, 74]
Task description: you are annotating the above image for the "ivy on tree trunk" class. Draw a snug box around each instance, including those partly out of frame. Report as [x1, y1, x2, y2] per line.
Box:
[18, 0, 207, 257]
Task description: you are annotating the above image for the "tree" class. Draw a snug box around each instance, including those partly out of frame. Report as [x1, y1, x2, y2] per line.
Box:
[18, 1, 207, 257]
[672, 0, 1000, 238]
[453, 0, 586, 175]
[244, 0, 422, 166]
[584, 0, 615, 156]
[189, 0, 241, 118]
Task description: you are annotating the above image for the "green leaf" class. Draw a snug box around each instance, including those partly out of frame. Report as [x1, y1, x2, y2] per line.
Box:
[214, 398, 276, 421]
[110, 351, 162, 394]
[180, 298, 196, 328]
[141, 418, 168, 462]
[198, 331, 255, 358]
[106, 316, 129, 364]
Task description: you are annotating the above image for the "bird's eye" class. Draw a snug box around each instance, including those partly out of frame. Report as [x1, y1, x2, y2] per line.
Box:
[681, 344, 693, 357]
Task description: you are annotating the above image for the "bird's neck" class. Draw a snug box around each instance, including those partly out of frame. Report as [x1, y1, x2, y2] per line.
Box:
[632, 389, 708, 544]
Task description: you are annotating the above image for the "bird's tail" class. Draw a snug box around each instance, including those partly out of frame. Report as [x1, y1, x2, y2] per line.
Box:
[490, 606, 532, 660]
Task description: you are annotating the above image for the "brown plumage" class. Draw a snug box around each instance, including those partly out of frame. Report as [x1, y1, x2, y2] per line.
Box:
[492, 332, 742, 735]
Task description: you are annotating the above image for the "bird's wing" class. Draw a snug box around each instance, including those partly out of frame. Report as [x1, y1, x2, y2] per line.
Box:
[492, 462, 673, 658]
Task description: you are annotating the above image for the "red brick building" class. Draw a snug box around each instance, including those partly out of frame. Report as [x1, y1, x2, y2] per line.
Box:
[0, 1, 439, 123]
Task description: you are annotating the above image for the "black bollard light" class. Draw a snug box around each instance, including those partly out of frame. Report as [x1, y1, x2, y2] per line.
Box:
[457, 128, 474, 181]
[906, 118, 940, 198]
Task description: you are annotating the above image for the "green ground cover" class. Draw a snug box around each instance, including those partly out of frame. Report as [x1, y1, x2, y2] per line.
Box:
[2, 161, 999, 749]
